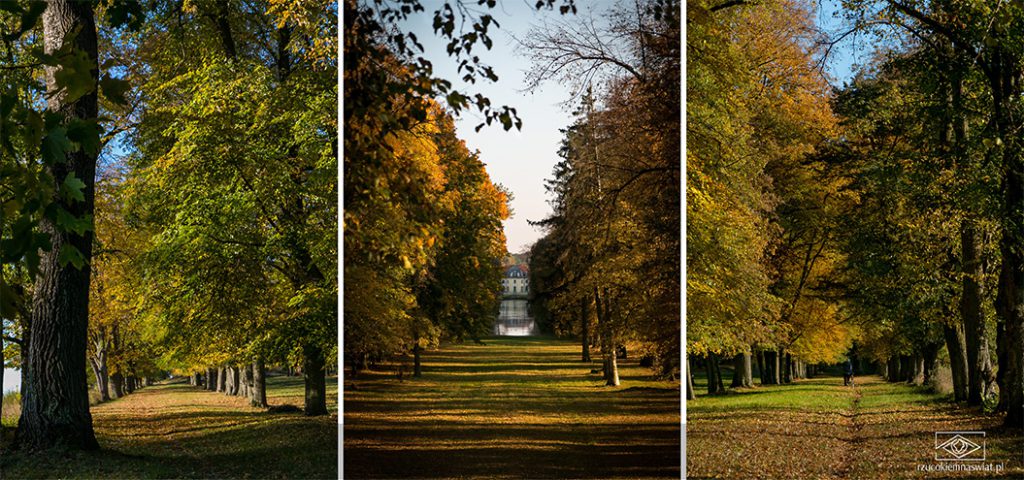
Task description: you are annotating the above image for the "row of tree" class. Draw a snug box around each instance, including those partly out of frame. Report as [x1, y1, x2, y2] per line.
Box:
[2, 0, 338, 451]
[528, 0, 681, 383]
[342, 0, 514, 377]
[687, 0, 1023, 429]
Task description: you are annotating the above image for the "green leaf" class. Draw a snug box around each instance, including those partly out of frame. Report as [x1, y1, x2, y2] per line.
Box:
[53, 48, 96, 104]
[41, 127, 71, 164]
[55, 208, 93, 236]
[61, 172, 87, 203]
[106, 0, 144, 30]
[66, 119, 103, 156]
[57, 244, 86, 269]
[100, 73, 131, 106]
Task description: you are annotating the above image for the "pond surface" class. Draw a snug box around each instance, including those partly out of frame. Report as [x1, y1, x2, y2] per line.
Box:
[495, 299, 537, 336]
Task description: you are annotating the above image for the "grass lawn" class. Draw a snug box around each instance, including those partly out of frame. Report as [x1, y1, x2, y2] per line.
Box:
[687, 369, 1024, 479]
[0, 375, 338, 479]
[344, 335, 682, 479]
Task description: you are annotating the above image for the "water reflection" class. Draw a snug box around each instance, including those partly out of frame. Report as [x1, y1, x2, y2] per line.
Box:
[495, 299, 537, 336]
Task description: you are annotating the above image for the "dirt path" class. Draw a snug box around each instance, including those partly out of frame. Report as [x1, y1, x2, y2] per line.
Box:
[836, 381, 862, 479]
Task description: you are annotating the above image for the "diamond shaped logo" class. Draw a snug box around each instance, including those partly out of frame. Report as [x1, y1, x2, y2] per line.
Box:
[935, 431, 985, 461]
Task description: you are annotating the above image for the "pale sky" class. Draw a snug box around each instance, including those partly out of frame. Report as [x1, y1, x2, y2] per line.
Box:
[402, 1, 596, 254]
[400, 1, 860, 255]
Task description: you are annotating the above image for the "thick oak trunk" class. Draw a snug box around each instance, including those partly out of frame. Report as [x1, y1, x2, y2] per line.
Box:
[730, 352, 752, 388]
[15, 0, 100, 451]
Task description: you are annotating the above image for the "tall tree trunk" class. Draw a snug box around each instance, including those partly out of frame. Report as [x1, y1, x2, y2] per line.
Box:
[229, 366, 240, 396]
[685, 356, 695, 400]
[996, 242, 1024, 427]
[15, 0, 100, 451]
[900, 355, 914, 383]
[755, 350, 765, 384]
[772, 350, 779, 384]
[943, 324, 970, 401]
[763, 350, 778, 385]
[580, 296, 591, 362]
[731, 352, 752, 388]
[240, 364, 251, 398]
[89, 356, 109, 402]
[995, 317, 1008, 412]
[706, 353, 724, 394]
[251, 358, 267, 408]
[89, 331, 109, 402]
[110, 373, 124, 398]
[961, 219, 988, 405]
[986, 44, 1024, 429]
[886, 356, 900, 382]
[782, 352, 792, 383]
[303, 344, 328, 416]
[207, 368, 217, 391]
[605, 331, 620, 387]
[217, 366, 227, 392]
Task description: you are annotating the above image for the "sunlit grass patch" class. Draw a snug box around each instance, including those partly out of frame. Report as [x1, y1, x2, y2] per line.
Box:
[687, 370, 1023, 479]
[0, 375, 338, 479]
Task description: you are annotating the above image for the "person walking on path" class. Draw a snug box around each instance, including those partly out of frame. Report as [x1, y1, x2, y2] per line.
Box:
[843, 358, 855, 387]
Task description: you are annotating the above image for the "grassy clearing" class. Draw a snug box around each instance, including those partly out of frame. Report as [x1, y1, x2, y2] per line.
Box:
[0, 375, 338, 479]
[344, 336, 681, 479]
[687, 370, 1024, 479]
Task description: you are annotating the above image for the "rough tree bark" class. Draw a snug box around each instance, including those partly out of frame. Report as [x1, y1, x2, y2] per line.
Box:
[207, 367, 218, 391]
[14, 0, 100, 451]
[960, 219, 989, 405]
[943, 324, 970, 401]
